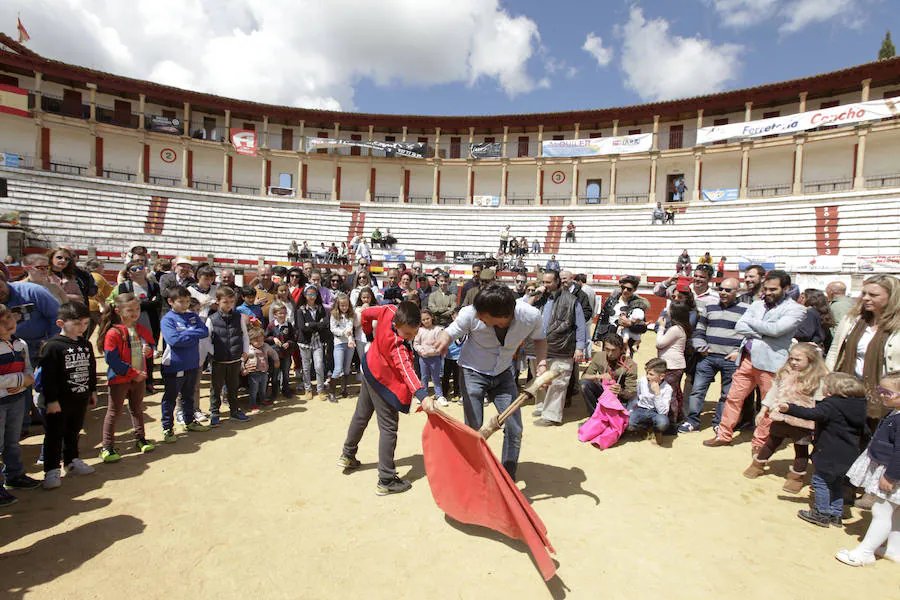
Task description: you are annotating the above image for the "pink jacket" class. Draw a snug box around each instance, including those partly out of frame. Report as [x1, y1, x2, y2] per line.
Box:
[578, 379, 628, 450]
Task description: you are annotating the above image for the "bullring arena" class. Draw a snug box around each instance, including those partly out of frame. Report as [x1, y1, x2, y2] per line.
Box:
[1, 20, 900, 600]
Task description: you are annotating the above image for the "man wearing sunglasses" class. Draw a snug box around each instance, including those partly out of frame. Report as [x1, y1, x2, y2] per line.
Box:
[678, 278, 749, 433]
[21, 254, 67, 304]
[591, 275, 650, 347]
[459, 263, 483, 303]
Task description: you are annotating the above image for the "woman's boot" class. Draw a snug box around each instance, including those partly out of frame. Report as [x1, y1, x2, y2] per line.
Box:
[742, 458, 767, 479]
[783, 467, 806, 494]
[327, 378, 338, 403]
[341, 375, 349, 398]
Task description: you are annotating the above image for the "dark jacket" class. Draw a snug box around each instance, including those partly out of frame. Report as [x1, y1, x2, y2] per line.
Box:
[209, 310, 246, 362]
[786, 395, 867, 477]
[593, 291, 650, 342]
[569, 283, 593, 323]
[159, 272, 197, 315]
[794, 308, 825, 348]
[536, 289, 578, 358]
[866, 411, 900, 482]
[73, 266, 98, 304]
[118, 279, 162, 337]
[296, 304, 328, 345]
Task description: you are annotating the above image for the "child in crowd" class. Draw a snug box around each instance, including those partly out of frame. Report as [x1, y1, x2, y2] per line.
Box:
[159, 286, 211, 443]
[265, 301, 295, 400]
[627, 358, 672, 444]
[441, 310, 462, 403]
[189, 265, 218, 320]
[0, 304, 38, 504]
[269, 283, 296, 324]
[39, 301, 97, 489]
[243, 322, 278, 414]
[773, 372, 867, 527]
[297, 285, 328, 398]
[236, 286, 264, 323]
[617, 304, 644, 353]
[206, 286, 251, 425]
[98, 293, 155, 462]
[328, 293, 356, 402]
[834, 371, 900, 566]
[414, 309, 446, 406]
[744, 343, 828, 493]
[353, 287, 376, 374]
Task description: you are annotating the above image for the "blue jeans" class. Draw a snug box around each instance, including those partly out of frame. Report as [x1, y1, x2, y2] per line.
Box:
[331, 343, 354, 379]
[684, 354, 737, 429]
[161, 369, 198, 430]
[247, 371, 269, 408]
[460, 366, 521, 479]
[0, 392, 28, 482]
[418, 355, 444, 398]
[627, 400, 669, 432]
[812, 471, 844, 517]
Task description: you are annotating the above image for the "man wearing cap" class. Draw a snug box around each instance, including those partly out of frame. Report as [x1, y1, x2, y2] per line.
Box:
[462, 267, 496, 307]
[159, 257, 196, 317]
[654, 265, 719, 310]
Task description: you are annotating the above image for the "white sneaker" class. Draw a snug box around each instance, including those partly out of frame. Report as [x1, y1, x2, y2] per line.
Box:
[175, 409, 185, 425]
[193, 410, 209, 423]
[437, 396, 450, 407]
[65, 458, 95, 476]
[43, 469, 62, 490]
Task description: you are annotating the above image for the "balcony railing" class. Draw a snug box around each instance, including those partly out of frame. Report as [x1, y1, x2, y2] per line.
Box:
[438, 196, 465, 205]
[615, 193, 649, 204]
[148, 174, 179, 187]
[193, 179, 221, 192]
[232, 184, 260, 195]
[577, 195, 608, 205]
[407, 196, 432, 204]
[749, 184, 792, 197]
[542, 196, 569, 206]
[306, 190, 331, 201]
[103, 168, 136, 182]
[507, 196, 534, 206]
[50, 161, 88, 175]
[865, 173, 900, 189]
[802, 178, 852, 194]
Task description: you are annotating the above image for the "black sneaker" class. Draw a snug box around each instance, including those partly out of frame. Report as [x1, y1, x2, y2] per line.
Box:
[797, 508, 831, 528]
[4, 473, 41, 490]
[829, 514, 844, 528]
[337, 455, 361, 470]
[376, 476, 412, 496]
[0, 486, 17, 506]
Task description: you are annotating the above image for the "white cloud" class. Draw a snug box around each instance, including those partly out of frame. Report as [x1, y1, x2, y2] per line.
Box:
[582, 33, 613, 67]
[5, 0, 550, 110]
[779, 0, 855, 33]
[708, 0, 779, 28]
[618, 7, 742, 102]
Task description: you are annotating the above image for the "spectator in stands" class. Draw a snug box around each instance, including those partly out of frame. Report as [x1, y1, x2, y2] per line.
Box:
[704, 270, 806, 449]
[518, 236, 528, 257]
[531, 269, 586, 427]
[699, 252, 713, 266]
[580, 332, 637, 416]
[825, 281, 855, 335]
[740, 264, 766, 304]
[565, 220, 576, 242]
[4, 255, 19, 266]
[114, 259, 162, 393]
[84, 258, 112, 340]
[300, 242, 312, 259]
[314, 243, 328, 263]
[47, 247, 93, 305]
[371, 227, 384, 249]
[189, 265, 218, 321]
[508, 237, 519, 257]
[21, 253, 67, 304]
[592, 275, 650, 352]
[459, 264, 483, 302]
[427, 272, 457, 327]
[676, 250, 692, 276]
[674, 177, 686, 201]
[513, 255, 526, 276]
[338, 242, 349, 264]
[254, 265, 276, 312]
[219, 268, 236, 290]
[531, 239, 541, 254]
[349, 234, 361, 255]
[159, 257, 196, 319]
[651, 202, 665, 224]
[499, 225, 511, 252]
[400, 272, 422, 305]
[326, 242, 339, 264]
[679, 278, 749, 433]
[544, 255, 560, 272]
[356, 238, 372, 261]
[288, 241, 300, 262]
[716, 256, 727, 279]
[795, 288, 833, 351]
[383, 228, 397, 249]
[826, 274, 900, 427]
[665, 205, 676, 224]
[463, 268, 496, 307]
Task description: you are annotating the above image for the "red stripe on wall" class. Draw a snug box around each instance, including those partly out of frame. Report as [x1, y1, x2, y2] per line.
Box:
[41, 127, 50, 170]
[142, 144, 150, 183]
[335, 165, 342, 201]
[95, 136, 103, 177]
[226, 155, 233, 192]
[186, 150, 193, 187]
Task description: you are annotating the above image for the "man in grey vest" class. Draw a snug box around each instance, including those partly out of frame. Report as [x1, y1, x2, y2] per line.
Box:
[530, 270, 586, 426]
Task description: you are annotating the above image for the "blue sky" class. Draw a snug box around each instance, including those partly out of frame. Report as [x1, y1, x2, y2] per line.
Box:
[4, 1, 899, 116]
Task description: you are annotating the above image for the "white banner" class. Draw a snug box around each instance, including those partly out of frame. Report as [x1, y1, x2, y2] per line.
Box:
[541, 133, 652, 157]
[697, 98, 900, 145]
[857, 255, 900, 273]
[472, 195, 500, 207]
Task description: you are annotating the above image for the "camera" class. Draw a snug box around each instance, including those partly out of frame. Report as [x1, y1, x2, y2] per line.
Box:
[10, 303, 34, 321]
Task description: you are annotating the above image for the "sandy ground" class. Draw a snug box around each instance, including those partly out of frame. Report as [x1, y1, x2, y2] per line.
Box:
[2, 339, 899, 600]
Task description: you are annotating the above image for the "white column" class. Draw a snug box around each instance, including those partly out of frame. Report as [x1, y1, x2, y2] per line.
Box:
[854, 126, 868, 189]
[138, 93, 145, 129]
[401, 126, 408, 143]
[744, 102, 753, 122]
[296, 158, 305, 198]
[612, 119, 619, 137]
[466, 162, 473, 204]
[222, 149, 230, 191]
[33, 72, 43, 114]
[570, 159, 579, 205]
[502, 125, 509, 157]
[609, 157, 618, 204]
[434, 126, 441, 159]
[798, 91, 807, 113]
[262, 115, 269, 148]
[432, 164, 440, 204]
[399, 162, 406, 202]
[87, 83, 97, 121]
[260, 152, 268, 194]
[739, 143, 750, 198]
[692, 151, 702, 202]
[89, 130, 97, 174]
[331, 159, 339, 199]
[537, 124, 544, 157]
[573, 122, 580, 139]
[183, 101, 191, 135]
[648, 154, 658, 203]
[792, 136, 805, 195]
[695, 109, 704, 136]
[500, 161, 508, 204]
[181, 140, 190, 187]
[651, 115, 660, 151]
[535, 161, 543, 203]
[861, 78, 872, 102]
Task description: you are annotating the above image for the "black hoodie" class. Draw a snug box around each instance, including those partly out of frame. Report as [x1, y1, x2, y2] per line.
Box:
[786, 394, 867, 477]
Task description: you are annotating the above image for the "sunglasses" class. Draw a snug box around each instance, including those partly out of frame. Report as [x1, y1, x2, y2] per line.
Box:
[721, 287, 737, 293]
[31, 265, 50, 271]
[330, 279, 341, 284]
[129, 265, 146, 272]
[290, 273, 300, 278]
[875, 385, 900, 399]
[620, 285, 634, 291]
[516, 280, 526, 284]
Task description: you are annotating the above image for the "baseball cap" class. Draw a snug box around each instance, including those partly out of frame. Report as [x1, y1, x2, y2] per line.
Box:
[173, 256, 192, 267]
[479, 268, 496, 281]
[675, 276, 692, 292]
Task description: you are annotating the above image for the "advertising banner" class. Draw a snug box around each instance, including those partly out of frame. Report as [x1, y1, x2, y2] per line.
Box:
[469, 142, 502, 159]
[857, 255, 900, 273]
[541, 133, 652, 158]
[230, 129, 258, 157]
[305, 137, 426, 158]
[0, 152, 20, 167]
[0, 84, 29, 118]
[697, 98, 900, 145]
[414, 250, 447, 262]
[473, 195, 500, 207]
[702, 188, 739, 202]
[147, 116, 183, 135]
[453, 251, 492, 265]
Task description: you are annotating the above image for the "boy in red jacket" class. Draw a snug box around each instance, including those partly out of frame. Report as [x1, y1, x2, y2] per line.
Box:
[338, 301, 434, 496]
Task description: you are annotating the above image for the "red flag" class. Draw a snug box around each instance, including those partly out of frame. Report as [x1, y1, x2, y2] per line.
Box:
[422, 410, 557, 581]
[17, 17, 30, 43]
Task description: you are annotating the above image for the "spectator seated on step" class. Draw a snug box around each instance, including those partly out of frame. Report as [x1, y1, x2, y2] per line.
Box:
[544, 255, 560, 272]
[651, 202, 665, 225]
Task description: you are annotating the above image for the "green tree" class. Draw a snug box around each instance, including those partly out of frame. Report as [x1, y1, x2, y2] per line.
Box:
[879, 31, 896, 60]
